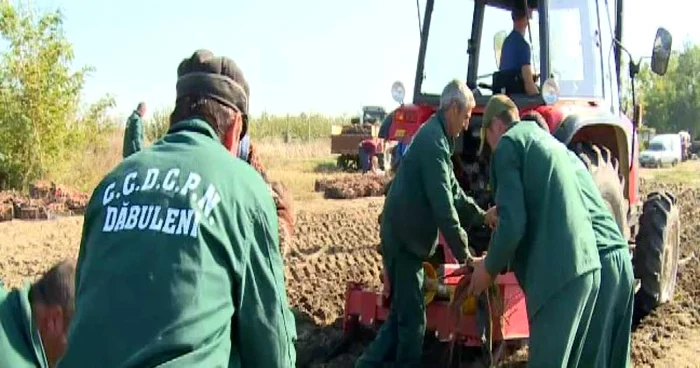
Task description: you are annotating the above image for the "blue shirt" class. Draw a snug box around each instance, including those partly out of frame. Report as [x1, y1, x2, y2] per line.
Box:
[238, 134, 251, 161]
[499, 30, 531, 72]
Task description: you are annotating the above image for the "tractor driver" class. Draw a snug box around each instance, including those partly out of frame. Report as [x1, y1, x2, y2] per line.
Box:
[57, 50, 296, 368]
[499, 5, 539, 96]
[463, 95, 601, 367]
[355, 79, 497, 368]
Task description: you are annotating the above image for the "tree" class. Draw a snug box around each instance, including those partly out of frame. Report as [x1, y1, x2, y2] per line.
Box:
[0, 0, 114, 189]
[632, 43, 700, 137]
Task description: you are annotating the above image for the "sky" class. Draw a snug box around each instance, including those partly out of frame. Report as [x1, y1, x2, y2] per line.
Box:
[18, 0, 700, 120]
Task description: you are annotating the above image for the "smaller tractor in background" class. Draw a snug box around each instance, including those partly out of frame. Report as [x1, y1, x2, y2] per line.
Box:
[351, 105, 388, 125]
[331, 106, 392, 171]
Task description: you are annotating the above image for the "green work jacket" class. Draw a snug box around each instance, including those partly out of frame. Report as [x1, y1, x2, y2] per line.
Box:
[58, 118, 296, 368]
[381, 111, 485, 262]
[485, 120, 601, 316]
[0, 281, 49, 368]
[122, 111, 144, 158]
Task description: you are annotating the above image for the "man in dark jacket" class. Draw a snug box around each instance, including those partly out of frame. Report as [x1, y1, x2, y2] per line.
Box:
[122, 102, 146, 158]
[0, 260, 76, 368]
[58, 50, 296, 368]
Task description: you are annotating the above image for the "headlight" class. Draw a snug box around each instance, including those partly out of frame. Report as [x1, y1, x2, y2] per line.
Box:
[391, 81, 405, 104]
[542, 78, 560, 105]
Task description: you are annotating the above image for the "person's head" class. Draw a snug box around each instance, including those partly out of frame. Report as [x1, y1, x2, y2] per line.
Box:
[479, 94, 519, 154]
[439, 79, 476, 137]
[170, 49, 250, 157]
[511, 4, 532, 33]
[136, 102, 147, 117]
[29, 259, 76, 367]
[522, 110, 549, 131]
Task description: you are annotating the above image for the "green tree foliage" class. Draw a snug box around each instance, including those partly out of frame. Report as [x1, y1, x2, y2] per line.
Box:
[0, 1, 114, 189]
[144, 106, 171, 143]
[635, 43, 700, 137]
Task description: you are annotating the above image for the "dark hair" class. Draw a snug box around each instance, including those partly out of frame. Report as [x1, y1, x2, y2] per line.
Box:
[137, 102, 146, 111]
[29, 259, 76, 313]
[522, 111, 549, 131]
[511, 2, 529, 21]
[169, 95, 240, 140]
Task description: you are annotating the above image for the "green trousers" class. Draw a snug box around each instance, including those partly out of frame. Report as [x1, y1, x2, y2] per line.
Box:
[580, 249, 634, 368]
[355, 242, 425, 368]
[528, 269, 601, 368]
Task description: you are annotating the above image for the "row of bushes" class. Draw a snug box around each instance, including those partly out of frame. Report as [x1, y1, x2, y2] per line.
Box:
[144, 107, 349, 143]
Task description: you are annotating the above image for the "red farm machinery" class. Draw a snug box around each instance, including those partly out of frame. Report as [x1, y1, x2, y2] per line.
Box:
[341, 0, 680, 365]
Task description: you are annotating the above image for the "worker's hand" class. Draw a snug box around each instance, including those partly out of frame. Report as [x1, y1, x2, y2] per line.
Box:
[484, 206, 498, 229]
[467, 257, 493, 297]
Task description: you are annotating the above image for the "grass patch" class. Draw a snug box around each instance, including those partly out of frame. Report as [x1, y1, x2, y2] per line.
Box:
[44, 132, 348, 203]
[46, 127, 124, 194]
[639, 160, 700, 186]
[255, 138, 347, 202]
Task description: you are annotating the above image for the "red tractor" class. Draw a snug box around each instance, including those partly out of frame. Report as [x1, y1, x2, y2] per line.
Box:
[342, 0, 680, 365]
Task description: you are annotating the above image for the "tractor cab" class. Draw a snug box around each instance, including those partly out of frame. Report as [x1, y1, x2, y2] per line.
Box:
[390, 0, 624, 142]
[361, 105, 388, 124]
[388, 0, 672, 224]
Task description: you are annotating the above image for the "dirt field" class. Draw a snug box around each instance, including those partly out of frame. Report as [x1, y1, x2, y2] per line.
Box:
[1, 166, 700, 367]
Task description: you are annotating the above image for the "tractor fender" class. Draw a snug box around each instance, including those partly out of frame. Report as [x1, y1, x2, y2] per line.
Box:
[553, 111, 633, 203]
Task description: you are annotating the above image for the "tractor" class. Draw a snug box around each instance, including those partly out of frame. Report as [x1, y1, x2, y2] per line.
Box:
[351, 105, 389, 125]
[341, 0, 680, 365]
[331, 106, 392, 171]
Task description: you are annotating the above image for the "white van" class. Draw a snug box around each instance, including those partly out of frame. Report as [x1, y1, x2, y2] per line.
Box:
[639, 134, 683, 168]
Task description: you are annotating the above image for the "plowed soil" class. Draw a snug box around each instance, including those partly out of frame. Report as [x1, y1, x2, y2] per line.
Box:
[630, 180, 700, 368]
[315, 174, 390, 199]
[1, 180, 699, 367]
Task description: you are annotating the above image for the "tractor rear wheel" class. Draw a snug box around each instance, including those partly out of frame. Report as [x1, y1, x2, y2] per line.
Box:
[572, 142, 629, 239]
[633, 191, 681, 320]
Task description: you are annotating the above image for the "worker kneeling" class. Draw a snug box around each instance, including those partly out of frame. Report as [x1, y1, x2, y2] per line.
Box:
[463, 95, 602, 367]
[0, 259, 76, 368]
[355, 79, 496, 368]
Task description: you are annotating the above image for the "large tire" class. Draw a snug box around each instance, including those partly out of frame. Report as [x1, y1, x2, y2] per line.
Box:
[633, 191, 681, 318]
[572, 142, 629, 239]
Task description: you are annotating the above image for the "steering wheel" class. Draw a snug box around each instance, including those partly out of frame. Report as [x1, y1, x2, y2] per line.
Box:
[477, 73, 540, 94]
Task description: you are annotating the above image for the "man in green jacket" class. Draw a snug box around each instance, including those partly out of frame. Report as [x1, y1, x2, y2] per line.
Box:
[524, 110, 635, 367]
[122, 102, 146, 158]
[467, 95, 601, 367]
[356, 79, 496, 368]
[57, 50, 296, 368]
[569, 146, 634, 368]
[0, 259, 76, 368]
